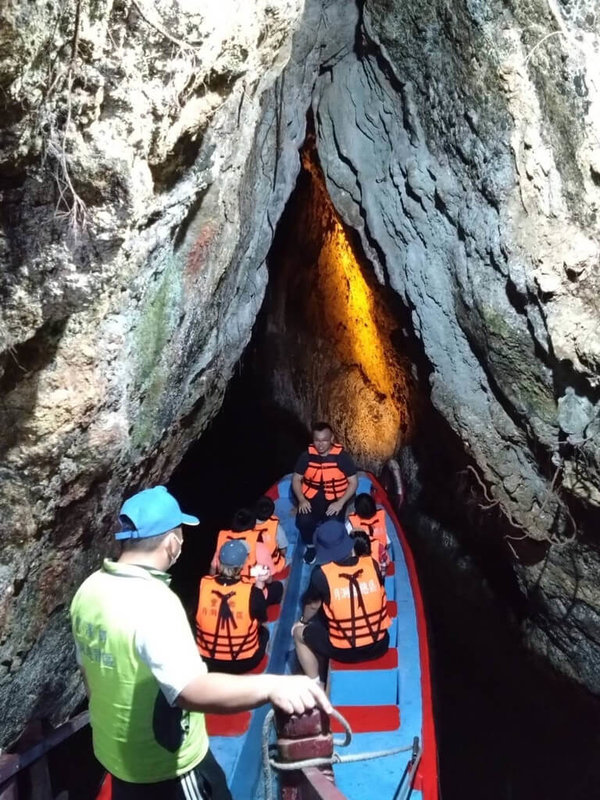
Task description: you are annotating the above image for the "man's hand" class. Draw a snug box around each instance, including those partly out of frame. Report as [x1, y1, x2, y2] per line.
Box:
[298, 497, 312, 514]
[326, 499, 344, 516]
[268, 675, 332, 716]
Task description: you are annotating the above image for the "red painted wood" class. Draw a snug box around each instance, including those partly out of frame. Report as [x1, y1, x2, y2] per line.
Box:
[267, 603, 281, 622]
[387, 600, 397, 617]
[301, 767, 349, 800]
[95, 773, 111, 800]
[386, 562, 396, 576]
[274, 564, 291, 580]
[275, 708, 328, 738]
[205, 711, 251, 736]
[330, 705, 400, 733]
[277, 735, 333, 761]
[330, 647, 398, 671]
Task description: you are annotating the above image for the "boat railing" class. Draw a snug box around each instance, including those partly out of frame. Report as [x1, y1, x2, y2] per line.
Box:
[0, 711, 90, 800]
[394, 737, 422, 800]
[265, 707, 422, 800]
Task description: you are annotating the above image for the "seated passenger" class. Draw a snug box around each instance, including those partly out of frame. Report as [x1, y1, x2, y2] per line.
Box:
[196, 541, 269, 674]
[254, 496, 288, 574]
[350, 528, 372, 557]
[347, 493, 390, 569]
[292, 519, 390, 681]
[211, 509, 283, 606]
[292, 422, 358, 565]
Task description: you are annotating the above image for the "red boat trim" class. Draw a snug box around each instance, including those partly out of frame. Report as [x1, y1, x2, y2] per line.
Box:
[370, 473, 439, 799]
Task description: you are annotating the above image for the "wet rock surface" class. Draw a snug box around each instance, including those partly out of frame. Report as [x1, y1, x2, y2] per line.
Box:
[2, 0, 600, 750]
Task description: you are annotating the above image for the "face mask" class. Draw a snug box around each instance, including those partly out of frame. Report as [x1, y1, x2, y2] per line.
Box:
[169, 533, 183, 569]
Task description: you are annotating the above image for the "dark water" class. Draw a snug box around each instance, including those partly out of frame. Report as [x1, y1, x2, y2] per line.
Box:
[409, 520, 600, 800]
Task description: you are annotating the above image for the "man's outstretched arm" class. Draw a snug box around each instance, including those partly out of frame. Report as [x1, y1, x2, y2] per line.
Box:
[177, 672, 332, 716]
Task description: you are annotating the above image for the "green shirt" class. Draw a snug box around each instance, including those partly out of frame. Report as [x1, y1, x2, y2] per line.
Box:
[70, 560, 208, 783]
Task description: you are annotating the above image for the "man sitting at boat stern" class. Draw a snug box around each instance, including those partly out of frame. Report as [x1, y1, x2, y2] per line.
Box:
[70, 486, 331, 800]
[292, 519, 390, 682]
[292, 421, 358, 565]
[196, 540, 270, 675]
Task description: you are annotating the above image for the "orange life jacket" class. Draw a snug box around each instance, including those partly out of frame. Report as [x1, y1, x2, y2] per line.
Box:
[302, 444, 349, 501]
[195, 575, 259, 661]
[348, 509, 388, 562]
[254, 516, 285, 572]
[214, 529, 259, 579]
[321, 556, 390, 649]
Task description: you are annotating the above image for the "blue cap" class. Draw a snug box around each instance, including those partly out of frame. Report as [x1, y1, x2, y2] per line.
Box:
[219, 540, 248, 567]
[314, 519, 354, 565]
[115, 486, 200, 540]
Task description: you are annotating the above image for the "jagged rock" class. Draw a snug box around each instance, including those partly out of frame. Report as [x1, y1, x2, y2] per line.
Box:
[260, 0, 600, 695]
[0, 0, 308, 747]
[2, 0, 600, 748]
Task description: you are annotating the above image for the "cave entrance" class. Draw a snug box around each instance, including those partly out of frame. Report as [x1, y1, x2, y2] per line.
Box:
[257, 129, 415, 471]
[168, 128, 417, 609]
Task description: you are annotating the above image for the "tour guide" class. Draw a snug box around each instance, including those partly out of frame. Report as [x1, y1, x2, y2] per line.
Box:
[70, 486, 331, 799]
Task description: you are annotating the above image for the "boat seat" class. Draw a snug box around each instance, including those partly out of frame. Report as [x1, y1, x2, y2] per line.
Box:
[204, 651, 269, 736]
[331, 705, 400, 733]
[356, 475, 374, 494]
[273, 564, 291, 580]
[247, 653, 269, 674]
[330, 647, 398, 671]
[206, 711, 252, 737]
[266, 603, 281, 622]
[387, 600, 398, 646]
[277, 477, 293, 500]
[386, 562, 395, 576]
[329, 648, 398, 706]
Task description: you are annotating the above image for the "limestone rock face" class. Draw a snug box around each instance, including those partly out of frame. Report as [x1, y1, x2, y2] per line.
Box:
[0, 0, 307, 747]
[261, 0, 600, 692]
[307, 0, 600, 690]
[2, 0, 600, 749]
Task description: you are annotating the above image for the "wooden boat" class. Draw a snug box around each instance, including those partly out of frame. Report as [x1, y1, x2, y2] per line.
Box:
[206, 470, 439, 800]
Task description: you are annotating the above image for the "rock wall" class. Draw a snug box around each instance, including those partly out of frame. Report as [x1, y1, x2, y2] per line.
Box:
[2, 0, 600, 748]
[0, 0, 312, 747]
[313, 0, 600, 690]
[261, 135, 415, 471]
[260, 0, 600, 691]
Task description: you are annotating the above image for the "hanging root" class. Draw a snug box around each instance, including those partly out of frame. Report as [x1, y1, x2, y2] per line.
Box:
[464, 463, 578, 554]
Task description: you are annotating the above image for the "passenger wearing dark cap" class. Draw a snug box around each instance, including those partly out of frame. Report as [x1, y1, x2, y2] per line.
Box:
[70, 485, 331, 799]
[196, 540, 270, 675]
[292, 519, 391, 681]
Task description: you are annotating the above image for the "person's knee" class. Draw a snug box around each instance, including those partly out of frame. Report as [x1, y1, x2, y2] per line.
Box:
[292, 623, 305, 646]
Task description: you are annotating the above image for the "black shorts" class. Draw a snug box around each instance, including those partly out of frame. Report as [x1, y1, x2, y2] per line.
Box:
[110, 748, 232, 800]
[303, 615, 389, 662]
